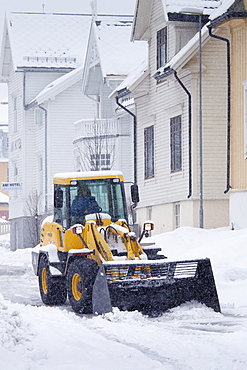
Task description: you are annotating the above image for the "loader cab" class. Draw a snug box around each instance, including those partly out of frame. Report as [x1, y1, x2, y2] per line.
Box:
[53, 173, 132, 228]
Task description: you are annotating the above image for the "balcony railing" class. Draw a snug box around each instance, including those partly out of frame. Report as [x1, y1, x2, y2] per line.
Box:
[74, 118, 119, 141]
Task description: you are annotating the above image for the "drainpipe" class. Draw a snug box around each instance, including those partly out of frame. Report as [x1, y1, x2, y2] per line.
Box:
[23, 73, 48, 213]
[24, 102, 48, 213]
[156, 68, 192, 198]
[172, 70, 192, 198]
[38, 105, 48, 213]
[208, 26, 231, 193]
[115, 96, 137, 185]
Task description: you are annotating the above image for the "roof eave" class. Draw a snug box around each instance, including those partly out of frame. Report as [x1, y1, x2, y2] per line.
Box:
[210, 10, 247, 27]
[131, 0, 153, 41]
[110, 67, 149, 99]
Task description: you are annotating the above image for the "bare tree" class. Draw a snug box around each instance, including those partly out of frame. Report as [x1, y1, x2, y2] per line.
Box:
[74, 119, 117, 171]
[24, 190, 40, 246]
[24, 190, 53, 246]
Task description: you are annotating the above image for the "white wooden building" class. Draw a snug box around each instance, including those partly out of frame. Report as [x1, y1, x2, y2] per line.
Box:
[0, 12, 147, 249]
[0, 12, 98, 249]
[112, 0, 230, 234]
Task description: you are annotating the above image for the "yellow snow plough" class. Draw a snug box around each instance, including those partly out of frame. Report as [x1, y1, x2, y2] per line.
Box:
[32, 171, 220, 315]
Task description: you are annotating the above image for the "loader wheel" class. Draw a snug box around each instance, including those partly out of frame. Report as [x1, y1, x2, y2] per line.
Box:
[67, 259, 98, 314]
[38, 254, 67, 305]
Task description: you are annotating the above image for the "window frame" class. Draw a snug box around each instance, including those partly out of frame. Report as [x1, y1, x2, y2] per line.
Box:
[174, 202, 180, 229]
[170, 115, 182, 173]
[35, 108, 44, 125]
[90, 153, 111, 171]
[144, 125, 154, 179]
[157, 27, 168, 69]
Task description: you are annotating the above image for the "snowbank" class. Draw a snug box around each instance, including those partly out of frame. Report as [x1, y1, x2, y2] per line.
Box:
[1, 227, 247, 369]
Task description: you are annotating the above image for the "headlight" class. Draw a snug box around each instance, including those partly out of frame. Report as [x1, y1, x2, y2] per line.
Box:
[144, 221, 154, 232]
[72, 225, 84, 234]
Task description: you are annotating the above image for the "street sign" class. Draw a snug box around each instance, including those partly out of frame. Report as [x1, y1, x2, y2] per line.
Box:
[1, 182, 22, 191]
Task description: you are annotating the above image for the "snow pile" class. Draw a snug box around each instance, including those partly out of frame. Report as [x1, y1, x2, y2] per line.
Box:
[0, 227, 247, 369]
[149, 226, 247, 307]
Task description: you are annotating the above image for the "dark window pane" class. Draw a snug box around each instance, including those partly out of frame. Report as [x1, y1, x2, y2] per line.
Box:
[144, 126, 154, 179]
[170, 116, 182, 172]
[157, 27, 167, 69]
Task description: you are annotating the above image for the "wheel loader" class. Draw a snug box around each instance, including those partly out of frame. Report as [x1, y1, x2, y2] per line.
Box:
[32, 171, 221, 315]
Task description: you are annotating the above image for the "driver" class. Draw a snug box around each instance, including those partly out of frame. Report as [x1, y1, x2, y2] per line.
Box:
[71, 185, 101, 223]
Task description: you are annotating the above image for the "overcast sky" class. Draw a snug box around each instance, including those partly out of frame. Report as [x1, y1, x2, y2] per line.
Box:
[0, 0, 136, 100]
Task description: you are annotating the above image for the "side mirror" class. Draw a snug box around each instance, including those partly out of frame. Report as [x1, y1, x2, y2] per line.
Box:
[131, 184, 139, 204]
[54, 188, 63, 208]
[138, 220, 154, 242]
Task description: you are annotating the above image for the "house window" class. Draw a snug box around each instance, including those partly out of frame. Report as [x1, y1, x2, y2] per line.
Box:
[13, 97, 17, 132]
[170, 115, 182, 172]
[90, 153, 111, 171]
[35, 108, 44, 125]
[14, 162, 18, 177]
[157, 27, 167, 69]
[174, 202, 180, 228]
[144, 125, 154, 179]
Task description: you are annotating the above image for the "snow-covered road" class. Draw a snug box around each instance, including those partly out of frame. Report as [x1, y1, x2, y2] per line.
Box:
[1, 228, 247, 369]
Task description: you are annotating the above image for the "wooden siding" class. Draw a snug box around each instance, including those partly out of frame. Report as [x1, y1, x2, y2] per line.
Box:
[48, 81, 96, 195]
[185, 29, 229, 198]
[100, 83, 116, 118]
[133, 0, 229, 231]
[228, 19, 247, 190]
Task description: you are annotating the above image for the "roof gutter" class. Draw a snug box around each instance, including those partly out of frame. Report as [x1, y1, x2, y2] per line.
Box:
[208, 26, 231, 194]
[155, 67, 192, 198]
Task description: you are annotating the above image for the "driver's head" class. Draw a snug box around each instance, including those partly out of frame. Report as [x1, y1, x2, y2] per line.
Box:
[78, 185, 91, 197]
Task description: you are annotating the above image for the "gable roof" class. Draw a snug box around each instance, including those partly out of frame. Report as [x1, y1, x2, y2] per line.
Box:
[0, 13, 91, 79]
[1, 12, 130, 80]
[82, 15, 148, 94]
[132, 0, 222, 40]
[96, 17, 147, 77]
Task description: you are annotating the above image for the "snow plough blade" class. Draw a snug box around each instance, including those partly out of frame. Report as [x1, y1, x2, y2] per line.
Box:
[92, 258, 220, 315]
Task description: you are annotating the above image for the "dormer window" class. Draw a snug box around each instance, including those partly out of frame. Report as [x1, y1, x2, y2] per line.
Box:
[157, 27, 167, 69]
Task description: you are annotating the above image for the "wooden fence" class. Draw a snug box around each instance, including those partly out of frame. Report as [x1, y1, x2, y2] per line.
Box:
[0, 221, 10, 235]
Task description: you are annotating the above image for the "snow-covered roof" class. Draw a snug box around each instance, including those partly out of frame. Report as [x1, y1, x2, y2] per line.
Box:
[210, 0, 236, 20]
[209, 0, 246, 21]
[3, 12, 93, 72]
[163, 0, 222, 17]
[94, 17, 148, 77]
[27, 66, 84, 107]
[0, 191, 8, 203]
[109, 59, 149, 98]
[132, 0, 222, 40]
